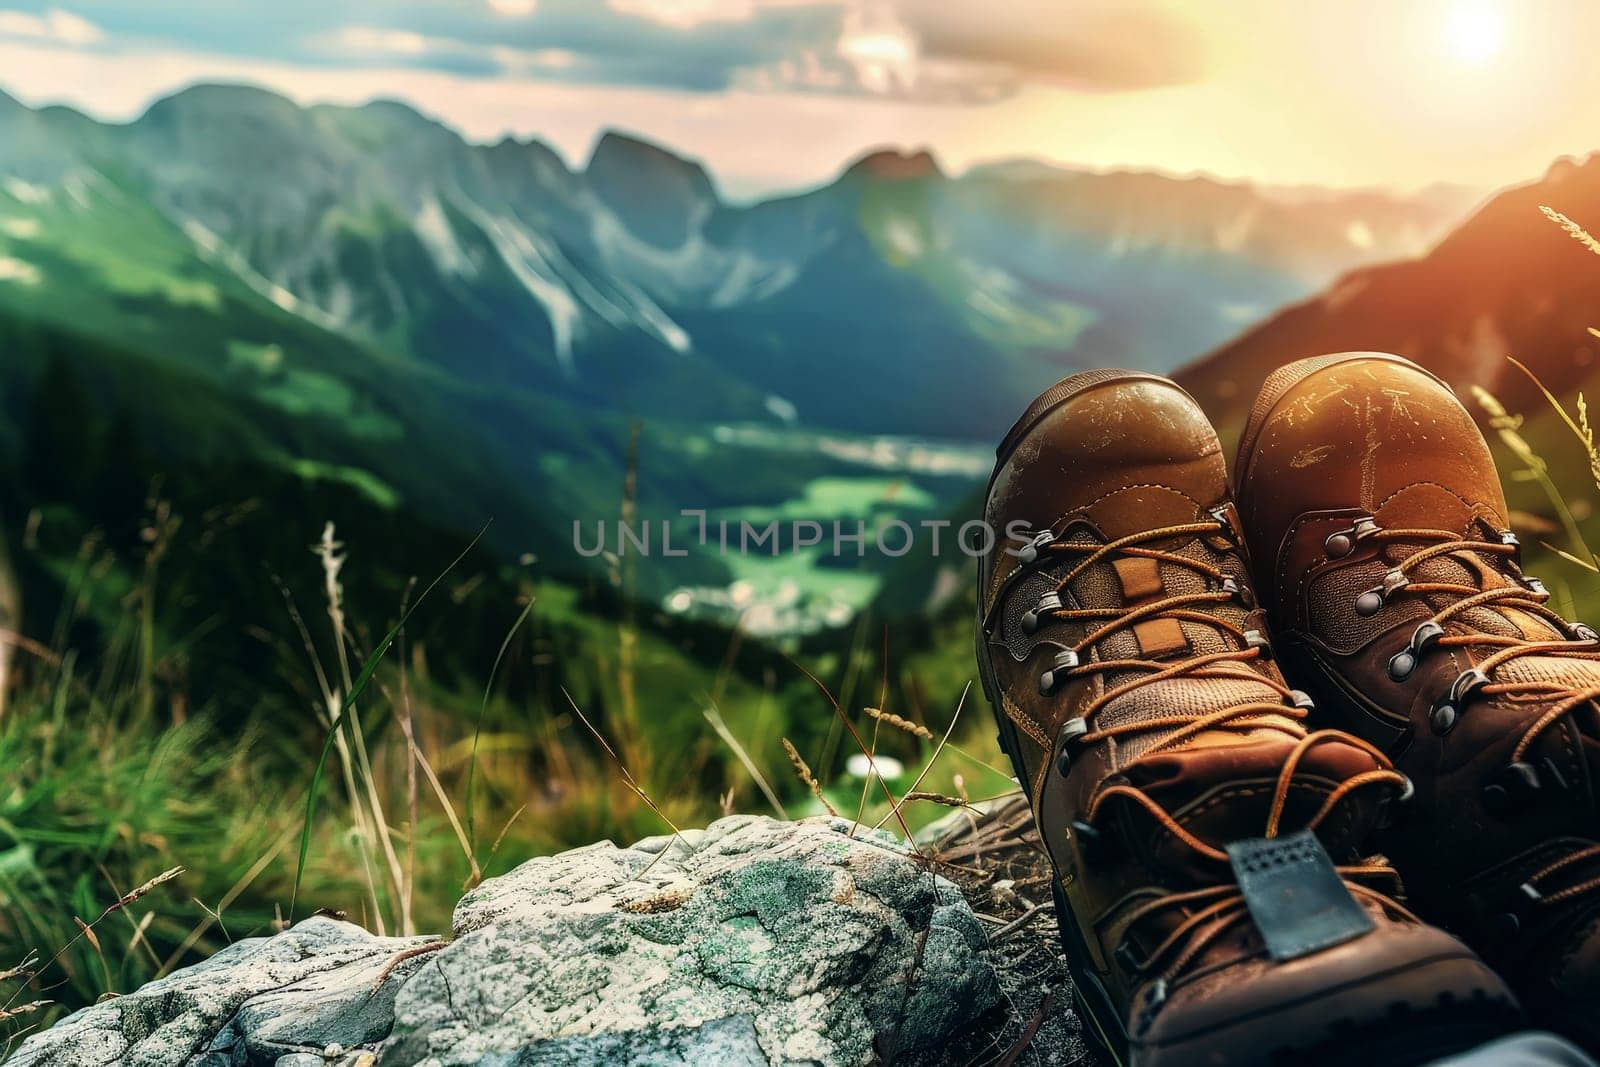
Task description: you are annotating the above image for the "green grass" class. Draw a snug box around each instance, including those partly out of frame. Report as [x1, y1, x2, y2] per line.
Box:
[0, 502, 1004, 1039]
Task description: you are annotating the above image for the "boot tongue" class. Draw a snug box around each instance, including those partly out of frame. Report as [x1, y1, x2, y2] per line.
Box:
[1074, 485, 1292, 758]
[1081, 483, 1210, 541]
[1120, 736, 1390, 884]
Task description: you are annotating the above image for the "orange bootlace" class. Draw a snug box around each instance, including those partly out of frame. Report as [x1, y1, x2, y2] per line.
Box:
[1337, 524, 1600, 908]
[992, 518, 1415, 983]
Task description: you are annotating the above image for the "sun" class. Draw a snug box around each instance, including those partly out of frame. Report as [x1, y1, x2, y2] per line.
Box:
[1444, 1, 1506, 64]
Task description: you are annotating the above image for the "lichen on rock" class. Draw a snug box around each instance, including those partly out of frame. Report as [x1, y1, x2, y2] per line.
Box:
[14, 815, 1013, 1066]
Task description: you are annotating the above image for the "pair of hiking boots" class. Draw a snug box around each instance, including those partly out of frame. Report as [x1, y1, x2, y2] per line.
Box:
[977, 353, 1600, 1065]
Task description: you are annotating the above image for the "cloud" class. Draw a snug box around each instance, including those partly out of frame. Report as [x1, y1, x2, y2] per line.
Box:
[325, 27, 434, 58]
[896, 1, 1205, 92]
[606, 0, 758, 30]
[728, 2, 1020, 104]
[0, 0, 1203, 106]
[0, 7, 102, 46]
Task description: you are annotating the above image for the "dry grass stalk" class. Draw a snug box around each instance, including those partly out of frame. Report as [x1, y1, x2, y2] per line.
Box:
[71, 919, 99, 954]
[4, 868, 184, 1015]
[396, 577, 420, 929]
[863, 706, 932, 740]
[0, 1001, 49, 1023]
[376, 676, 482, 891]
[489, 803, 528, 861]
[161, 837, 288, 978]
[118, 867, 184, 908]
[785, 656, 922, 850]
[125, 912, 155, 958]
[1473, 381, 1595, 570]
[276, 575, 381, 924]
[874, 683, 971, 831]
[316, 524, 406, 934]
[901, 791, 970, 808]
[560, 687, 684, 878]
[704, 705, 788, 818]
[1578, 394, 1600, 495]
[0, 952, 38, 985]
[1542, 205, 1600, 257]
[370, 940, 448, 996]
[782, 737, 838, 816]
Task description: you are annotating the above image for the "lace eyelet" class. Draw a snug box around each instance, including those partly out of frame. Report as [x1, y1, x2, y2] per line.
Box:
[1492, 882, 1545, 938]
[1482, 761, 1541, 815]
[1056, 717, 1088, 776]
[1387, 621, 1444, 681]
[1325, 516, 1381, 558]
[1143, 978, 1169, 1016]
[1021, 591, 1064, 635]
[1411, 620, 1445, 652]
[1244, 629, 1271, 657]
[1071, 818, 1105, 863]
[1356, 569, 1410, 617]
[1016, 530, 1055, 564]
[1574, 623, 1599, 643]
[1430, 669, 1489, 735]
[1429, 703, 1458, 735]
[1451, 667, 1490, 704]
[1113, 941, 1143, 973]
[1523, 576, 1549, 597]
[1288, 689, 1316, 711]
[1377, 775, 1414, 828]
[1038, 649, 1080, 695]
[1218, 575, 1255, 608]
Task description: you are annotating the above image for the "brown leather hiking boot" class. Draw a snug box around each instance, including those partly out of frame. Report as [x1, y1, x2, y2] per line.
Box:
[1235, 351, 1600, 1053]
[977, 369, 1519, 1066]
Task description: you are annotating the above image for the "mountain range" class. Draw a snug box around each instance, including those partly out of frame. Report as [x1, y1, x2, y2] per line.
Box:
[0, 82, 1482, 624]
[1179, 152, 1600, 445]
[874, 154, 1600, 622]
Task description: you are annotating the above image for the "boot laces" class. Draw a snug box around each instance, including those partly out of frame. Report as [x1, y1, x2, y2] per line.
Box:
[996, 518, 1415, 983]
[1345, 523, 1600, 907]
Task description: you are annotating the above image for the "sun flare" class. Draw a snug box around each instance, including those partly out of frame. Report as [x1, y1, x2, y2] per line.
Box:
[1444, 1, 1506, 63]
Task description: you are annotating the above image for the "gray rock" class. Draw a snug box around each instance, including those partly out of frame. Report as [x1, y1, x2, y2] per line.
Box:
[14, 816, 1006, 1066]
[384, 815, 999, 1065]
[9, 918, 436, 1067]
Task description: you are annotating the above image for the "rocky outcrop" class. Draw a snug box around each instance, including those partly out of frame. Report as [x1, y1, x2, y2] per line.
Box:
[13, 814, 1045, 1066]
[6, 919, 436, 1067]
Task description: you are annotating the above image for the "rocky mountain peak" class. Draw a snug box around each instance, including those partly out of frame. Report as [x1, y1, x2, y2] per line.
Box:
[843, 148, 944, 183]
[138, 82, 306, 131]
[586, 129, 718, 248]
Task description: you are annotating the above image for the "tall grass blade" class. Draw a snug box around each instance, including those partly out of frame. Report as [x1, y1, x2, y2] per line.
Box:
[289, 524, 488, 920]
[465, 597, 536, 858]
[703, 703, 787, 818]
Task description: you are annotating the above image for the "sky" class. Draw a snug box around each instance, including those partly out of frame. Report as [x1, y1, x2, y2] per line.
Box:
[0, 0, 1596, 199]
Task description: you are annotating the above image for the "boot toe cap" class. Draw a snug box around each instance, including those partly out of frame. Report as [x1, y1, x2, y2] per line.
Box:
[1131, 923, 1521, 1067]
